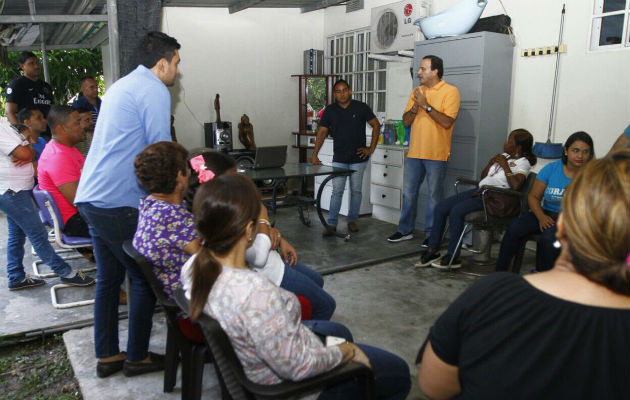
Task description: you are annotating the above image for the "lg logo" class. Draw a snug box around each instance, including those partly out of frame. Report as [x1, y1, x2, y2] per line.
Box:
[403, 3, 413, 24]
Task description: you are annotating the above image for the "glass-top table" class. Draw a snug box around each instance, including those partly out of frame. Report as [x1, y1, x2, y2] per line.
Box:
[240, 163, 355, 240]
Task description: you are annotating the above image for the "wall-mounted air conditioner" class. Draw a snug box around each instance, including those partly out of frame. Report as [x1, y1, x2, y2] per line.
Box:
[370, 1, 431, 54]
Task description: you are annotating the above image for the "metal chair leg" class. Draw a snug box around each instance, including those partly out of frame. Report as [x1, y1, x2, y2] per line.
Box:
[449, 223, 471, 270]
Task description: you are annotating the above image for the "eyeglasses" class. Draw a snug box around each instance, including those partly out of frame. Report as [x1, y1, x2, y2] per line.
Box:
[334, 88, 350, 93]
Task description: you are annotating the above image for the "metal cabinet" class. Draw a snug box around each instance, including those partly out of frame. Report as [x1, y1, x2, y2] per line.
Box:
[370, 145, 407, 224]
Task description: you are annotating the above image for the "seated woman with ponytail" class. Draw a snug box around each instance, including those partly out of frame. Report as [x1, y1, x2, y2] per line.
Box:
[187, 151, 336, 320]
[181, 174, 411, 400]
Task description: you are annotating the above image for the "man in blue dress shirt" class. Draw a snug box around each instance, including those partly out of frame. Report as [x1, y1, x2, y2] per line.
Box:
[75, 31, 180, 378]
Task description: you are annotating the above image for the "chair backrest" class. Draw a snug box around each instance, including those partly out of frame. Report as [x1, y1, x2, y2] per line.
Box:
[32, 184, 65, 232]
[519, 172, 538, 213]
[121, 240, 175, 307]
[172, 289, 254, 400]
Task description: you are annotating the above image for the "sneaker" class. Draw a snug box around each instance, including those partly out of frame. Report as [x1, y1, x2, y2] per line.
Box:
[420, 237, 430, 248]
[387, 231, 414, 243]
[415, 251, 440, 267]
[431, 255, 462, 269]
[347, 221, 359, 232]
[8, 275, 45, 291]
[322, 225, 337, 237]
[60, 271, 95, 286]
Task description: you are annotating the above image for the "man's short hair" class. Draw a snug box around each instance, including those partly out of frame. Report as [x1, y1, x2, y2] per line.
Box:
[74, 106, 91, 114]
[18, 51, 37, 65]
[423, 55, 444, 79]
[79, 76, 95, 86]
[138, 31, 181, 69]
[333, 79, 350, 91]
[47, 105, 76, 135]
[16, 107, 40, 124]
[12, 123, 29, 135]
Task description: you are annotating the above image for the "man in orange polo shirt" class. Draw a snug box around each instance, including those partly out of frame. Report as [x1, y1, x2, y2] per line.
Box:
[387, 55, 460, 244]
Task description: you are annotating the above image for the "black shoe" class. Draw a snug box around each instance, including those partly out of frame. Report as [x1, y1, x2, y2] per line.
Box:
[8, 275, 45, 291]
[432, 255, 462, 269]
[123, 352, 165, 377]
[97, 352, 126, 378]
[420, 237, 430, 248]
[387, 231, 414, 243]
[415, 251, 440, 267]
[322, 225, 337, 237]
[60, 271, 95, 286]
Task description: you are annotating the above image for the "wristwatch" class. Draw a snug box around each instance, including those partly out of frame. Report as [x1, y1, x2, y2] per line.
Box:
[425, 105, 433, 113]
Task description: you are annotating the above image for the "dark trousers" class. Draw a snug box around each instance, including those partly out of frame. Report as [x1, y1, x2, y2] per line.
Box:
[428, 189, 483, 259]
[496, 211, 560, 272]
[77, 203, 156, 361]
[63, 212, 91, 238]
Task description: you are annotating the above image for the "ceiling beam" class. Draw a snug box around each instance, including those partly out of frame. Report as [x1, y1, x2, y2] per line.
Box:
[301, 0, 345, 13]
[7, 43, 88, 52]
[228, 0, 263, 14]
[0, 15, 108, 24]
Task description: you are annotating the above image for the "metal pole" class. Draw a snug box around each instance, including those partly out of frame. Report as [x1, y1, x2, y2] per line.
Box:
[546, 4, 565, 143]
[27, 0, 50, 83]
[107, 0, 120, 82]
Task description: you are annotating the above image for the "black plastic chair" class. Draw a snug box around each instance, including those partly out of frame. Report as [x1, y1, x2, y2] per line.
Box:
[172, 289, 375, 400]
[509, 172, 541, 273]
[122, 240, 209, 400]
[446, 173, 539, 270]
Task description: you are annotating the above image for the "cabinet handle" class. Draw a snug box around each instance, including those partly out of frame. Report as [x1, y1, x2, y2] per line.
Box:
[383, 154, 388, 159]
[383, 173, 388, 177]
[382, 194, 386, 198]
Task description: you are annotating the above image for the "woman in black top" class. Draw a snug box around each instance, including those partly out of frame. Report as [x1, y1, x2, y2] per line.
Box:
[416, 150, 630, 400]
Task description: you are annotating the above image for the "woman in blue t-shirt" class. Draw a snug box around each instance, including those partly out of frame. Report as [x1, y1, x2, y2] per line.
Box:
[496, 131, 594, 272]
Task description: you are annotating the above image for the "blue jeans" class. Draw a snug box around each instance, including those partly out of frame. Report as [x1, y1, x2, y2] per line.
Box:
[303, 321, 410, 400]
[0, 189, 72, 285]
[496, 211, 559, 272]
[77, 203, 156, 362]
[398, 158, 447, 236]
[428, 189, 482, 259]
[280, 261, 336, 320]
[328, 161, 368, 226]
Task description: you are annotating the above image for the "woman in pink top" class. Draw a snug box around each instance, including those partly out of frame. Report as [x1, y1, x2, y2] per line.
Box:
[181, 174, 410, 399]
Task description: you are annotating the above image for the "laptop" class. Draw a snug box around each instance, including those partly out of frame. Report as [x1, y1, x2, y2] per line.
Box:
[252, 145, 287, 169]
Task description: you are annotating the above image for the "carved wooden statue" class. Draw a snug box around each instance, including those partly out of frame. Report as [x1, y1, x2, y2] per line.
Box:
[238, 114, 256, 150]
[214, 93, 221, 123]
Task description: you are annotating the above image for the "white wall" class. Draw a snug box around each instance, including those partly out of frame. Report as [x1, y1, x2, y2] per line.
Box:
[324, 0, 630, 153]
[160, 7, 325, 160]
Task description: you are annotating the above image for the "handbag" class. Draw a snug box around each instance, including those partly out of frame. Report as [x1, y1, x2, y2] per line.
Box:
[484, 190, 520, 218]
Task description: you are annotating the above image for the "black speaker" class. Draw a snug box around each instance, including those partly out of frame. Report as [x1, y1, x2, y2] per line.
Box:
[204, 122, 233, 152]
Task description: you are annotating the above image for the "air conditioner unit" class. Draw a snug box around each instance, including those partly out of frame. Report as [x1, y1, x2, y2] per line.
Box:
[370, 1, 431, 54]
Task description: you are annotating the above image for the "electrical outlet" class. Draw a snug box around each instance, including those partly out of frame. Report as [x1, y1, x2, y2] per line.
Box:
[521, 44, 568, 57]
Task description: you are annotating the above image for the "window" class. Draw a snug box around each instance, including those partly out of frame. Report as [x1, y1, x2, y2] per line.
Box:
[590, 0, 630, 50]
[326, 29, 387, 113]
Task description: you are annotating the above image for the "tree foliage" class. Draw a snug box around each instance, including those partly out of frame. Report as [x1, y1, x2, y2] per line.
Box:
[0, 48, 103, 114]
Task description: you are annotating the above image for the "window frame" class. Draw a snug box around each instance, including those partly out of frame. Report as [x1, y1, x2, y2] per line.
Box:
[326, 28, 387, 113]
[588, 0, 630, 52]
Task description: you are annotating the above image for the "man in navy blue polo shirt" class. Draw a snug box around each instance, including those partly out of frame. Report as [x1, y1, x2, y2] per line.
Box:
[312, 79, 380, 235]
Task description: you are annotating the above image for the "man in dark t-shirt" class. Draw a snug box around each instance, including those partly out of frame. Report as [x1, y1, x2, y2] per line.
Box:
[5, 52, 54, 141]
[312, 79, 380, 234]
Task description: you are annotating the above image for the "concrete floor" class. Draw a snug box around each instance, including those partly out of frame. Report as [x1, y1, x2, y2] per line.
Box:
[2, 206, 535, 399]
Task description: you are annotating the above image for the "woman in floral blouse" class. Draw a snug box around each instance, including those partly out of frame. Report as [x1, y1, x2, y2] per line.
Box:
[132, 141, 200, 298]
[182, 173, 410, 400]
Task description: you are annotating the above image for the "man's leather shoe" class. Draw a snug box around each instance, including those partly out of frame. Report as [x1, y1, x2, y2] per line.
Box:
[322, 225, 337, 237]
[122, 352, 165, 377]
[96, 352, 126, 378]
[347, 221, 359, 232]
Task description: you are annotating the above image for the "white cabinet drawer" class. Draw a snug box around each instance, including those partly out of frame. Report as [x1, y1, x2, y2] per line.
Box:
[371, 163, 403, 188]
[320, 139, 334, 156]
[370, 185, 401, 209]
[372, 147, 404, 166]
[318, 154, 333, 166]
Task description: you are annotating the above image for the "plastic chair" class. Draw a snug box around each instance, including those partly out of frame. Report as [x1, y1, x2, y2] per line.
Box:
[31, 185, 96, 309]
[172, 289, 375, 400]
[122, 240, 209, 400]
[31, 185, 95, 278]
[444, 173, 539, 270]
